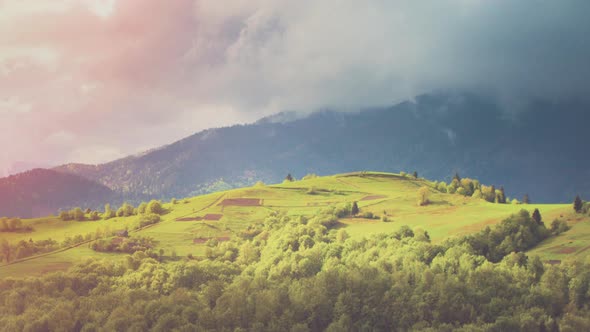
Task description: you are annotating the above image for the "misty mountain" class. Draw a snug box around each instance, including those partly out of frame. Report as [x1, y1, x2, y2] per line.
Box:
[55, 92, 590, 204]
[3, 92, 590, 218]
[0, 169, 116, 218]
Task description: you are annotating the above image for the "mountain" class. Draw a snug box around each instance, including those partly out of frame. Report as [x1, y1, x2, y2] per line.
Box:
[52, 92, 590, 205]
[0, 168, 116, 218]
[3, 92, 590, 218]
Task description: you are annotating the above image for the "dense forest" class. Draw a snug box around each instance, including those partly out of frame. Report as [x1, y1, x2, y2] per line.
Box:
[1, 208, 590, 331]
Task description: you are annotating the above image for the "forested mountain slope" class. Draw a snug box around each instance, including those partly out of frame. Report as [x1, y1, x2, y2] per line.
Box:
[55, 93, 590, 204]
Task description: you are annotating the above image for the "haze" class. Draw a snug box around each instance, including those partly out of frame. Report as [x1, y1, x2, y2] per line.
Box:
[1, 0, 589, 174]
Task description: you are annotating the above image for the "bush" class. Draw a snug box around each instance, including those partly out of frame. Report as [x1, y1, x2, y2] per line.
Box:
[89, 211, 101, 221]
[307, 186, 318, 195]
[116, 203, 135, 217]
[302, 173, 318, 180]
[417, 186, 430, 206]
[361, 211, 376, 219]
[138, 214, 161, 229]
[0, 218, 33, 232]
[146, 200, 165, 215]
[381, 215, 391, 222]
[70, 208, 85, 221]
[59, 210, 72, 221]
[550, 219, 570, 235]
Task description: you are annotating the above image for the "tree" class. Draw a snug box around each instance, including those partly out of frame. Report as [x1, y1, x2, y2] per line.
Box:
[453, 172, 461, 182]
[417, 186, 430, 206]
[532, 208, 542, 225]
[498, 186, 506, 204]
[285, 173, 294, 182]
[89, 211, 100, 221]
[1, 239, 10, 263]
[523, 194, 530, 204]
[574, 195, 583, 213]
[70, 208, 85, 221]
[351, 201, 359, 216]
[137, 202, 148, 214]
[146, 200, 164, 215]
[103, 204, 115, 220]
[412, 171, 418, 178]
[116, 203, 135, 217]
[59, 210, 71, 221]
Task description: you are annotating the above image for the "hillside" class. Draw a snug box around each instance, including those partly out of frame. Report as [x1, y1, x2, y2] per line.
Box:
[0, 169, 116, 218]
[2, 172, 590, 331]
[1, 171, 584, 277]
[52, 93, 590, 208]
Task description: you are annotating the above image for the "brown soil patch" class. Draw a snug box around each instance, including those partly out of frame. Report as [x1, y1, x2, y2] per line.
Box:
[178, 214, 223, 221]
[360, 195, 387, 201]
[546, 260, 562, 265]
[219, 198, 261, 206]
[556, 247, 578, 254]
[204, 214, 223, 221]
[177, 217, 203, 221]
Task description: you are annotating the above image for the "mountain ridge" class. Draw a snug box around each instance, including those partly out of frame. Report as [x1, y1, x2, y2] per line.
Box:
[3, 92, 590, 217]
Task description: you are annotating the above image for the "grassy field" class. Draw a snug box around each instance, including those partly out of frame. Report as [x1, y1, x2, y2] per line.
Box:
[1, 171, 587, 277]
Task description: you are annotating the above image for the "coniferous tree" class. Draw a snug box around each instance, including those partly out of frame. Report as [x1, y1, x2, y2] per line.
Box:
[499, 186, 506, 204]
[351, 201, 359, 216]
[574, 195, 583, 213]
[532, 208, 542, 225]
[453, 172, 461, 182]
[285, 173, 294, 182]
[412, 171, 418, 178]
[523, 194, 530, 204]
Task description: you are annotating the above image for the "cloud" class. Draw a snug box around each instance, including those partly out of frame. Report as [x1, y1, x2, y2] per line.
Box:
[0, 0, 589, 172]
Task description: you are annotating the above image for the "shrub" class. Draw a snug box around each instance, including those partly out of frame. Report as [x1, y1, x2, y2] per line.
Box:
[381, 215, 390, 222]
[436, 182, 448, 193]
[417, 186, 430, 206]
[146, 200, 164, 215]
[138, 213, 161, 229]
[307, 186, 318, 195]
[70, 207, 85, 221]
[361, 211, 375, 219]
[59, 210, 72, 221]
[116, 203, 135, 217]
[550, 219, 570, 235]
[472, 190, 483, 199]
[302, 173, 318, 180]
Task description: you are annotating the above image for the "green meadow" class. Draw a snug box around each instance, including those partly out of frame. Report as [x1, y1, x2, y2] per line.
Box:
[0, 171, 586, 278]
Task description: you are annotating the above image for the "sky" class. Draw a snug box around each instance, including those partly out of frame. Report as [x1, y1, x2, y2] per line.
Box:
[1, 0, 589, 175]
